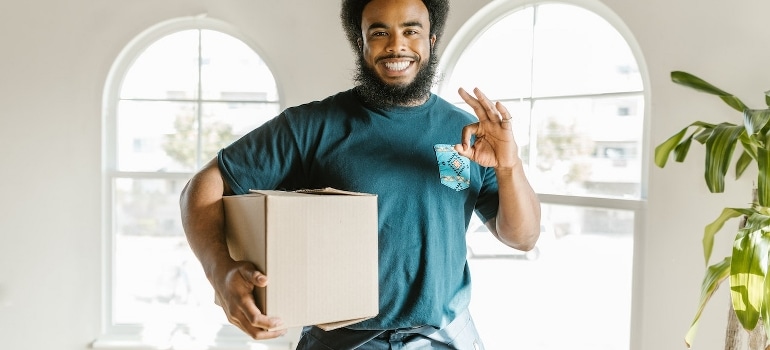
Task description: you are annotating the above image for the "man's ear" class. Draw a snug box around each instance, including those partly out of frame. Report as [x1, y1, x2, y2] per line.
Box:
[430, 34, 436, 48]
[357, 38, 363, 52]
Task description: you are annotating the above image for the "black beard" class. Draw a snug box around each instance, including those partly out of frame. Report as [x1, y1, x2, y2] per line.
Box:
[353, 52, 439, 109]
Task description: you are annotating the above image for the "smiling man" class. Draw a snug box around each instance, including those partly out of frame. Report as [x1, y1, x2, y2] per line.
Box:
[179, 0, 541, 349]
[351, 0, 439, 107]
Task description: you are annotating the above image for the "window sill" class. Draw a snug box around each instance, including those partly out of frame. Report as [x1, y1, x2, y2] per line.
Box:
[92, 327, 297, 350]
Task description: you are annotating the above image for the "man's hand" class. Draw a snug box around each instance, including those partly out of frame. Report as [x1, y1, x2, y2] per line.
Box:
[214, 261, 286, 339]
[454, 87, 520, 170]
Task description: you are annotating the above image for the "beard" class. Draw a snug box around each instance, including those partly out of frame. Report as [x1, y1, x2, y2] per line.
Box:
[353, 51, 440, 109]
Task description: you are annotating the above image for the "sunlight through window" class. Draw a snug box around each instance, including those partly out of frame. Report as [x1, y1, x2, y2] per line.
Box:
[439, 3, 645, 349]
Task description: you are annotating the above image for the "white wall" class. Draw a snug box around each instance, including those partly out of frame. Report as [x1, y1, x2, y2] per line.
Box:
[1, 0, 768, 349]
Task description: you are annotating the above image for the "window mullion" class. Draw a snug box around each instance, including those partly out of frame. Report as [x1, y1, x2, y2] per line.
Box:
[196, 29, 204, 170]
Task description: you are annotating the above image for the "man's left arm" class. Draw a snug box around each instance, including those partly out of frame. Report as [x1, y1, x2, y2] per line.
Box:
[486, 164, 541, 251]
[454, 87, 542, 251]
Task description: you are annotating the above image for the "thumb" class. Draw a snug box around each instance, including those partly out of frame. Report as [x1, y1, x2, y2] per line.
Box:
[454, 143, 473, 159]
[239, 263, 268, 287]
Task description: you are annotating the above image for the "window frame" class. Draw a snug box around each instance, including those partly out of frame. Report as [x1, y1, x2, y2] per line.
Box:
[95, 16, 291, 349]
[436, 1, 649, 349]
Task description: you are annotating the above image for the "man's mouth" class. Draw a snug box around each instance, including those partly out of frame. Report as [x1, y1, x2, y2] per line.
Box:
[383, 61, 412, 71]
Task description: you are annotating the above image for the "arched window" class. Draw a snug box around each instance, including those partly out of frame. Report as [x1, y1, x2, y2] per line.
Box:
[97, 17, 284, 347]
[438, 2, 646, 349]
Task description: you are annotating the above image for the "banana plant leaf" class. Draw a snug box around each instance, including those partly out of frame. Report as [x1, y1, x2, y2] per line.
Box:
[757, 147, 770, 207]
[671, 71, 747, 112]
[704, 124, 745, 193]
[741, 209, 770, 233]
[654, 122, 710, 168]
[702, 208, 754, 265]
[654, 122, 744, 194]
[658, 74, 770, 200]
[685, 257, 730, 348]
[729, 227, 770, 331]
[744, 109, 770, 136]
[735, 150, 753, 179]
[764, 257, 770, 340]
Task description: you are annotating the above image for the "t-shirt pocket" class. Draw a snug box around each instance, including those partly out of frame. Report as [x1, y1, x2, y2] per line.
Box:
[433, 144, 470, 191]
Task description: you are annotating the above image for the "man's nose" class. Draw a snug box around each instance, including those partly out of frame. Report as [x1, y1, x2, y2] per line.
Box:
[385, 34, 407, 52]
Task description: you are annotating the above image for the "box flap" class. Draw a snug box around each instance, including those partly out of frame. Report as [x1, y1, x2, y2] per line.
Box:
[248, 187, 374, 197]
[294, 187, 375, 196]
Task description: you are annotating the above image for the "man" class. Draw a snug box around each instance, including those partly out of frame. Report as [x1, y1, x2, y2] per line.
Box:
[179, 0, 541, 348]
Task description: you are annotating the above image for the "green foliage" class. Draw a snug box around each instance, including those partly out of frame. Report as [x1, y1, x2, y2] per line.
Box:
[162, 111, 234, 169]
[533, 119, 595, 187]
[655, 71, 770, 347]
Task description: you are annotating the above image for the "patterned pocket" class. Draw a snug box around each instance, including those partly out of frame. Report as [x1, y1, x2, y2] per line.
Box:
[434, 144, 470, 191]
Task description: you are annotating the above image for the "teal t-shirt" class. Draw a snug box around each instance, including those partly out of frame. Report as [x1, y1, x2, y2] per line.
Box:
[218, 88, 500, 330]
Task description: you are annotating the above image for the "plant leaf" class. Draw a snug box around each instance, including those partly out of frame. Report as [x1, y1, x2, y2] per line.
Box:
[735, 151, 753, 179]
[694, 126, 714, 144]
[673, 135, 695, 163]
[671, 71, 748, 112]
[704, 123, 745, 193]
[685, 257, 731, 348]
[764, 239, 770, 341]
[655, 128, 687, 167]
[757, 148, 770, 207]
[655, 123, 712, 168]
[703, 208, 752, 264]
[744, 109, 770, 136]
[743, 210, 770, 233]
[730, 228, 770, 331]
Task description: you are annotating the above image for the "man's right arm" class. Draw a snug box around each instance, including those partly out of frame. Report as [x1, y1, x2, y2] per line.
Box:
[179, 157, 285, 339]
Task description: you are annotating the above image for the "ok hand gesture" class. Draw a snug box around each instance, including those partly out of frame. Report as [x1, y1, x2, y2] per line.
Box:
[454, 87, 520, 170]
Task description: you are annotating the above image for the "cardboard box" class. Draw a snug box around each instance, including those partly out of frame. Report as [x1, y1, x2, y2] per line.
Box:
[221, 188, 379, 331]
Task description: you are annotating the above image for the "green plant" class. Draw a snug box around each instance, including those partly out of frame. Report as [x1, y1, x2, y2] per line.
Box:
[655, 71, 770, 347]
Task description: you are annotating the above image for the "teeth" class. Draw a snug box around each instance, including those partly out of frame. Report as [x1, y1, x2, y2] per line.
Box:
[384, 61, 410, 71]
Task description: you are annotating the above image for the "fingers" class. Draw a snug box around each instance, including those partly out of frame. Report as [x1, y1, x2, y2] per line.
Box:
[458, 87, 507, 122]
[243, 268, 269, 288]
[473, 88, 501, 121]
[455, 122, 479, 155]
[225, 283, 286, 339]
[220, 262, 285, 339]
[458, 88, 487, 121]
[454, 143, 473, 159]
[238, 308, 284, 337]
[496, 101, 513, 124]
[230, 308, 286, 339]
[252, 328, 288, 340]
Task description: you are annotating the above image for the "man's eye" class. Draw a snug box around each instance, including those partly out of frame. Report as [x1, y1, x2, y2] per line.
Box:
[372, 31, 388, 37]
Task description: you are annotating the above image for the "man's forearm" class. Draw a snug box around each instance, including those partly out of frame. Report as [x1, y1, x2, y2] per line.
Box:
[493, 163, 541, 251]
[179, 159, 234, 282]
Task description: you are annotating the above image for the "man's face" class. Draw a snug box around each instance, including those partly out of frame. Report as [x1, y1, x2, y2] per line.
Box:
[359, 0, 436, 90]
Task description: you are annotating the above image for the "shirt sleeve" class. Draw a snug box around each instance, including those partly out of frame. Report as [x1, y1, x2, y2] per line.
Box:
[217, 113, 304, 195]
[474, 165, 500, 223]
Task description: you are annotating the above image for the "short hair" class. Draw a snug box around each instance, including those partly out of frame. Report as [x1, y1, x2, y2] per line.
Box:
[340, 0, 450, 53]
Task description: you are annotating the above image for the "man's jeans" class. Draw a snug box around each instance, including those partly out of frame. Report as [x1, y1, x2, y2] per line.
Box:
[295, 309, 485, 350]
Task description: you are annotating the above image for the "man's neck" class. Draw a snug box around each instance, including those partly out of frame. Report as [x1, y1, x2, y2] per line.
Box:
[395, 94, 430, 107]
[355, 86, 431, 109]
